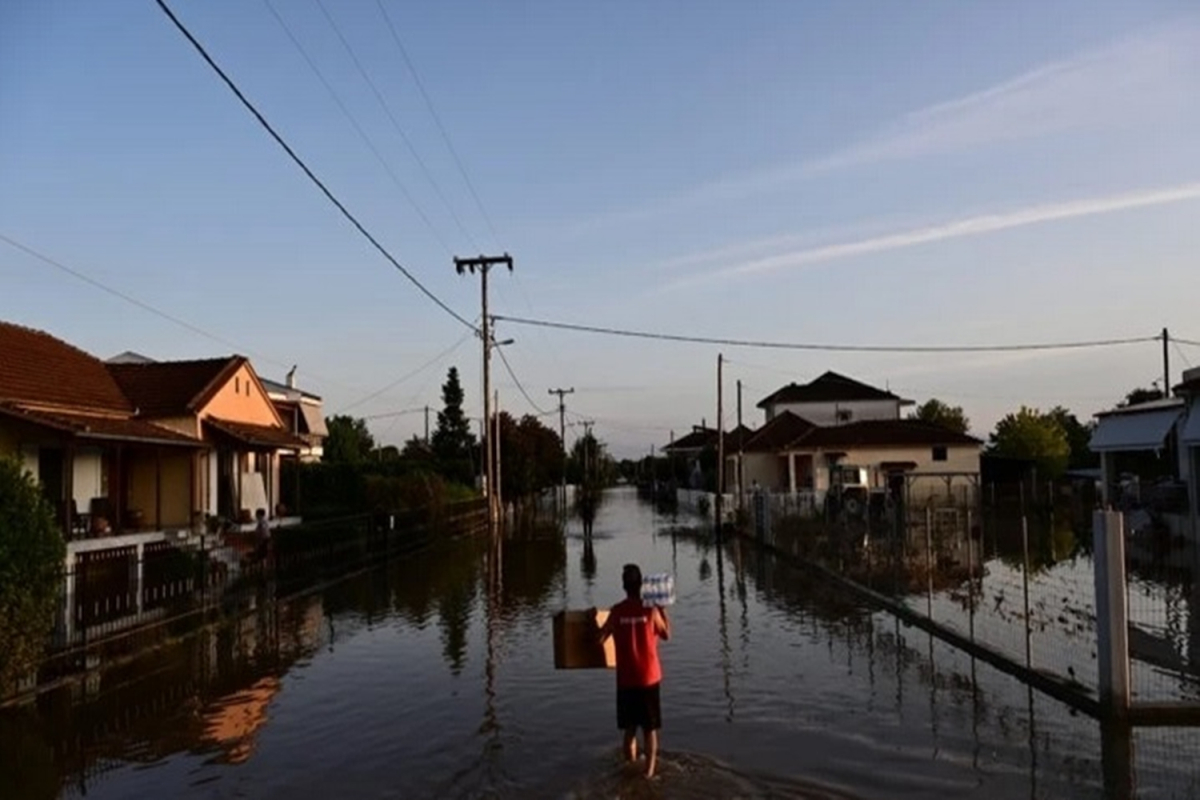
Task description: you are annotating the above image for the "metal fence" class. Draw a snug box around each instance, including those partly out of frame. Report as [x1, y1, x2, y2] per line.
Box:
[5, 498, 489, 704]
[746, 485, 1200, 720]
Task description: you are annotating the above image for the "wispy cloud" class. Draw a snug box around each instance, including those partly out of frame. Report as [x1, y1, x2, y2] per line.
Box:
[668, 181, 1200, 287]
[566, 21, 1200, 236]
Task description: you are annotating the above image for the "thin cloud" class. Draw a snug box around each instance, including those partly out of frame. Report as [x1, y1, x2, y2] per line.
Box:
[667, 182, 1200, 287]
[564, 21, 1199, 237]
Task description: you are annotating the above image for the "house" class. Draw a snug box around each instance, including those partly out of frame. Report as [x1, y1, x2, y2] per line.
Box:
[0, 321, 306, 546]
[1090, 366, 1200, 538]
[732, 372, 982, 507]
[757, 370, 913, 424]
[261, 367, 327, 463]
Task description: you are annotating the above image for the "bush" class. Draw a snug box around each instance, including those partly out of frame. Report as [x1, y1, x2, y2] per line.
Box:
[0, 456, 65, 691]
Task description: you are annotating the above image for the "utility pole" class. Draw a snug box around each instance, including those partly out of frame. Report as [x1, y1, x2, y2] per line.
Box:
[716, 353, 725, 535]
[578, 419, 596, 489]
[424, 405, 430, 444]
[494, 389, 502, 524]
[737, 378, 744, 518]
[548, 387, 574, 512]
[455, 253, 513, 529]
[1163, 327, 1171, 398]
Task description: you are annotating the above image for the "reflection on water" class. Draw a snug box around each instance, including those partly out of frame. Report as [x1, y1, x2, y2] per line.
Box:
[5, 488, 1200, 798]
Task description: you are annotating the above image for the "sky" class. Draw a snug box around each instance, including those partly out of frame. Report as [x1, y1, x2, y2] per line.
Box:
[3, 0, 1200, 458]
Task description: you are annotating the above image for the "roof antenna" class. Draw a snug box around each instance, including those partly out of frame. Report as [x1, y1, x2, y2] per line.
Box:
[286, 365, 297, 389]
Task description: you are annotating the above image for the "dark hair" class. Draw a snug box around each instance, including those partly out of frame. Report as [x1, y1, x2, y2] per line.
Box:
[622, 563, 642, 596]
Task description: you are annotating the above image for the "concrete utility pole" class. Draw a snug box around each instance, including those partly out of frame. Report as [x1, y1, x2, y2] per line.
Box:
[737, 378, 744, 517]
[424, 405, 430, 444]
[716, 353, 725, 534]
[455, 253, 513, 528]
[494, 389, 502, 523]
[548, 387, 574, 512]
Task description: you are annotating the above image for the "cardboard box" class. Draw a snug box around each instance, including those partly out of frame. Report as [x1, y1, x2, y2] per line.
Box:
[553, 609, 615, 669]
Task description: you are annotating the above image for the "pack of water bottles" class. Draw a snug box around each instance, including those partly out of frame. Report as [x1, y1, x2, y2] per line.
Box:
[641, 572, 676, 607]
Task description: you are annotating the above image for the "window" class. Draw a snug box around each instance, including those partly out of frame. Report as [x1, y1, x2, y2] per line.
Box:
[836, 409, 853, 422]
[235, 376, 240, 393]
[932, 446, 948, 462]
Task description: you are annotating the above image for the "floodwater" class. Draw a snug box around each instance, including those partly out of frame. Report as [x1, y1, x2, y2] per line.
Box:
[3, 487, 1199, 798]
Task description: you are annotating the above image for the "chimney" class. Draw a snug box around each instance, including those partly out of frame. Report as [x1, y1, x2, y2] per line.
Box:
[286, 365, 297, 389]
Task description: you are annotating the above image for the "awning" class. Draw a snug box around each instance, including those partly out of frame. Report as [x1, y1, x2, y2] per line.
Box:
[1090, 407, 1183, 452]
[206, 418, 307, 450]
[1182, 407, 1200, 446]
[300, 403, 327, 437]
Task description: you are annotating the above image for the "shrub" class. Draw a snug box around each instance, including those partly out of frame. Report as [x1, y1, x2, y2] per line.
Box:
[0, 455, 65, 692]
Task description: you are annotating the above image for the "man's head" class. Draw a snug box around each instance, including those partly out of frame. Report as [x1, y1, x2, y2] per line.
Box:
[622, 563, 642, 599]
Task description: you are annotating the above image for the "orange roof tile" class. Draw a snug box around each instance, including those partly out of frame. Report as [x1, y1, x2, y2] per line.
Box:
[0, 321, 133, 413]
[108, 357, 244, 417]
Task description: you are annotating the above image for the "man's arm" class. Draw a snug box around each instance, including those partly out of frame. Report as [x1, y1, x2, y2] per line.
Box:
[655, 606, 671, 641]
[593, 608, 615, 644]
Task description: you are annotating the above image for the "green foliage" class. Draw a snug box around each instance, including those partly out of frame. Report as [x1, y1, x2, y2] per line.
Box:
[909, 398, 970, 434]
[1120, 386, 1165, 407]
[496, 412, 563, 501]
[567, 431, 615, 488]
[0, 456, 65, 692]
[432, 367, 477, 486]
[988, 406, 1071, 478]
[323, 415, 376, 464]
[1047, 406, 1098, 470]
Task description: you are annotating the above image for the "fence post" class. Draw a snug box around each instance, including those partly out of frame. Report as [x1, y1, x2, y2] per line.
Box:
[1021, 515, 1032, 669]
[925, 505, 933, 618]
[1094, 510, 1131, 719]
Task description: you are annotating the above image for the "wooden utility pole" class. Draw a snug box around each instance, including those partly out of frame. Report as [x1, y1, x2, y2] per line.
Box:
[716, 353, 725, 534]
[737, 378, 744, 517]
[548, 387, 574, 511]
[1163, 327, 1171, 398]
[455, 254, 513, 528]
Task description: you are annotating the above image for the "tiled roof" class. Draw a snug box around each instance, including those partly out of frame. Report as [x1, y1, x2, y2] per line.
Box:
[663, 427, 718, 452]
[722, 425, 756, 451]
[0, 403, 201, 446]
[0, 321, 133, 413]
[799, 419, 982, 448]
[205, 418, 308, 449]
[743, 412, 818, 453]
[108, 357, 244, 417]
[757, 371, 904, 408]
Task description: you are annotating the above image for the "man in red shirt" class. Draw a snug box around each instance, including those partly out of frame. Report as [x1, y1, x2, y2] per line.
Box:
[596, 563, 671, 778]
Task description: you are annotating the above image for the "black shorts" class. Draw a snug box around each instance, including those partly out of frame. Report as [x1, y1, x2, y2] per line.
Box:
[616, 683, 661, 731]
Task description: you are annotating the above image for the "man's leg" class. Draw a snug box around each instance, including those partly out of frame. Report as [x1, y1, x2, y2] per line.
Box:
[622, 728, 638, 763]
[644, 728, 659, 778]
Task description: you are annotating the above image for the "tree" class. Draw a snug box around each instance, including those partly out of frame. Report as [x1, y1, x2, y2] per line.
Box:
[0, 455, 66, 691]
[1047, 406, 1098, 470]
[909, 398, 970, 434]
[496, 412, 563, 507]
[1120, 386, 1165, 408]
[988, 407, 1070, 478]
[323, 415, 375, 464]
[431, 367, 477, 486]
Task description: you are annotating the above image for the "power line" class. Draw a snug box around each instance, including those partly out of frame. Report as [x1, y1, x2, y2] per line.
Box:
[1173, 341, 1193, 369]
[1175, 336, 1200, 348]
[336, 325, 476, 414]
[495, 344, 551, 415]
[262, 0, 453, 256]
[155, 0, 477, 332]
[493, 314, 1159, 354]
[0, 233, 323, 380]
[313, 0, 480, 251]
[363, 407, 425, 420]
[374, 0, 501, 247]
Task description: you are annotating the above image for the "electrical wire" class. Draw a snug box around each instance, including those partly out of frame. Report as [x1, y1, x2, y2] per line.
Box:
[0, 233, 334, 383]
[1175, 336, 1200, 348]
[493, 314, 1159, 354]
[262, 0, 453, 256]
[374, 0, 501, 247]
[155, 0, 477, 333]
[1173, 341, 1193, 369]
[363, 407, 426, 420]
[313, 0, 480, 251]
[495, 345, 551, 415]
[336, 325, 476, 414]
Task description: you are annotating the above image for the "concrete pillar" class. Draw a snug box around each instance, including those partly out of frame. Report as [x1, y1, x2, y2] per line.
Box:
[787, 452, 796, 494]
[135, 542, 145, 614]
[63, 551, 76, 644]
[1094, 510, 1130, 718]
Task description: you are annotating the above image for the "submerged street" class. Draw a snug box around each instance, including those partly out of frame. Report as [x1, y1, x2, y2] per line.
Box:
[3, 487, 1197, 799]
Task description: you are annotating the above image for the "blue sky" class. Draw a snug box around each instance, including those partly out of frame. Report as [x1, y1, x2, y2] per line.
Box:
[3, 1, 1199, 456]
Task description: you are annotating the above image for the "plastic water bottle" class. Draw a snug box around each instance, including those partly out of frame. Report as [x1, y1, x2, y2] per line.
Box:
[641, 572, 675, 607]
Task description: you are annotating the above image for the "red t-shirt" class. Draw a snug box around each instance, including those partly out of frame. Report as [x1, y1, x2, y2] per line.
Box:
[610, 598, 662, 688]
